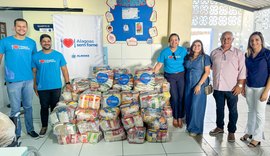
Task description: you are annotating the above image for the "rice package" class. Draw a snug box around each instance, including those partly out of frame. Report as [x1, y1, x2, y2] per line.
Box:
[113, 68, 133, 91]
[78, 90, 101, 109]
[146, 129, 169, 143]
[99, 107, 120, 120]
[127, 127, 146, 144]
[103, 127, 126, 142]
[72, 78, 90, 93]
[134, 67, 155, 91]
[100, 118, 121, 131]
[102, 90, 121, 108]
[121, 91, 139, 105]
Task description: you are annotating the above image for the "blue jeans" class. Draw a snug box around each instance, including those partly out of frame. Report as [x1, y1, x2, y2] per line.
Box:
[7, 80, 35, 137]
[213, 90, 238, 133]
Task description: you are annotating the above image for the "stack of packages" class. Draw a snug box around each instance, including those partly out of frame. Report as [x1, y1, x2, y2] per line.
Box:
[140, 91, 171, 143]
[75, 89, 103, 143]
[134, 67, 155, 92]
[113, 68, 133, 91]
[50, 103, 79, 144]
[91, 66, 114, 92]
[120, 91, 146, 144]
[99, 90, 126, 142]
[71, 78, 91, 101]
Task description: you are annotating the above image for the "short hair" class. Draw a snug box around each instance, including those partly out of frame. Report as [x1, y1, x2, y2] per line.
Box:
[40, 34, 51, 42]
[14, 18, 28, 26]
[168, 33, 180, 42]
[220, 31, 234, 40]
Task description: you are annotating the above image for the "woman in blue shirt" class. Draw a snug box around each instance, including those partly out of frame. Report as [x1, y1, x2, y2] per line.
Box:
[241, 32, 270, 147]
[153, 33, 187, 128]
[184, 40, 211, 136]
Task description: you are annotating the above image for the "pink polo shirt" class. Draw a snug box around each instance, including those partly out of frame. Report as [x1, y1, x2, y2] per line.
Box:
[210, 46, 246, 91]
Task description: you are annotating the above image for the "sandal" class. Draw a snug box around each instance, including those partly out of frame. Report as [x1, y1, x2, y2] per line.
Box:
[173, 119, 178, 128]
[240, 134, 252, 141]
[178, 118, 183, 128]
[248, 140, 261, 148]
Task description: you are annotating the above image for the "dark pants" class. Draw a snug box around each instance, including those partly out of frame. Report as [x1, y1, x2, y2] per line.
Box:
[38, 88, 61, 127]
[213, 90, 238, 133]
[164, 72, 185, 119]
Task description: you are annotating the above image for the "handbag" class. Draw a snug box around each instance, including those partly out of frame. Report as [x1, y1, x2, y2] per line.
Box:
[201, 55, 213, 95]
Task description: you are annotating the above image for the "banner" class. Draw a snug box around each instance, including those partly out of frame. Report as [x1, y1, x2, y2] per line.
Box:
[53, 15, 103, 78]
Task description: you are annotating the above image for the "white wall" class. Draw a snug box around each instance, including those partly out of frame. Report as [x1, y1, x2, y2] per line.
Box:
[0, 11, 23, 109]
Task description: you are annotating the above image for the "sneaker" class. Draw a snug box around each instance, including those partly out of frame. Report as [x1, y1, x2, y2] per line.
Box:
[209, 127, 224, 136]
[39, 127, 47, 136]
[27, 131, 39, 138]
[189, 132, 197, 137]
[228, 133, 235, 143]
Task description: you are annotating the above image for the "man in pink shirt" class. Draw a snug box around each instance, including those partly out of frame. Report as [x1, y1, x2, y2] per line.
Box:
[209, 31, 246, 142]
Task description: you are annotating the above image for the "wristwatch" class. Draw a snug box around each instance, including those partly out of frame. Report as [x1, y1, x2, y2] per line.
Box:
[238, 84, 243, 88]
[65, 82, 71, 85]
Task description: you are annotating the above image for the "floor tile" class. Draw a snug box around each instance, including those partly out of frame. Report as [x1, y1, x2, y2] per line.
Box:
[123, 140, 165, 155]
[162, 132, 203, 154]
[167, 153, 207, 156]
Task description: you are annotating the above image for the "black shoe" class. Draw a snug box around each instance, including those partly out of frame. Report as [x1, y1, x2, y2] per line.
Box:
[27, 131, 39, 138]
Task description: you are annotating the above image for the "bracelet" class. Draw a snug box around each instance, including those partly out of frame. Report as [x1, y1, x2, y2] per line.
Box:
[65, 82, 71, 85]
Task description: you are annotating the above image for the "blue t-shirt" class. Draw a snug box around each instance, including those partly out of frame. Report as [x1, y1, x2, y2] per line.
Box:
[0, 36, 37, 82]
[246, 48, 270, 88]
[32, 50, 67, 90]
[157, 46, 187, 73]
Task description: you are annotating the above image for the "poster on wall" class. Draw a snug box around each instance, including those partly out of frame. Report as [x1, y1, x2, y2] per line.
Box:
[53, 15, 103, 78]
[0, 22, 7, 40]
[106, 0, 157, 44]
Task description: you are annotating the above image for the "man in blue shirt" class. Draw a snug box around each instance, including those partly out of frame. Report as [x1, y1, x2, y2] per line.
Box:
[32, 34, 72, 136]
[0, 18, 39, 138]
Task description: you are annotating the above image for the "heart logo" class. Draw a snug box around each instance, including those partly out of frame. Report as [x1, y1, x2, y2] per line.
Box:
[63, 38, 74, 48]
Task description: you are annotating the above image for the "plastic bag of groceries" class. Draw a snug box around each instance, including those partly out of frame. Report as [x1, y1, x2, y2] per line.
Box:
[153, 74, 170, 92]
[146, 129, 169, 143]
[134, 67, 155, 91]
[120, 102, 140, 118]
[121, 91, 139, 105]
[93, 66, 114, 92]
[0, 112, 16, 147]
[77, 119, 100, 134]
[71, 78, 90, 93]
[103, 127, 126, 142]
[139, 91, 165, 109]
[75, 108, 99, 121]
[141, 107, 162, 123]
[102, 90, 121, 108]
[50, 105, 70, 125]
[78, 89, 101, 109]
[127, 127, 146, 144]
[53, 123, 77, 136]
[161, 91, 171, 106]
[99, 107, 120, 120]
[113, 67, 133, 91]
[121, 115, 144, 130]
[87, 131, 103, 144]
[147, 116, 168, 130]
[100, 118, 121, 131]
[162, 106, 172, 118]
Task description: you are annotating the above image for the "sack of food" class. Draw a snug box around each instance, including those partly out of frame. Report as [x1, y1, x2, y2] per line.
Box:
[127, 127, 146, 144]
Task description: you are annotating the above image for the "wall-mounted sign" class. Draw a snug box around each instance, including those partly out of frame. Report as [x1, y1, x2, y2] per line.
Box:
[33, 24, 53, 32]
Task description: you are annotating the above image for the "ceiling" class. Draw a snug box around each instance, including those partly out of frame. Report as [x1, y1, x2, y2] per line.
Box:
[213, 0, 270, 11]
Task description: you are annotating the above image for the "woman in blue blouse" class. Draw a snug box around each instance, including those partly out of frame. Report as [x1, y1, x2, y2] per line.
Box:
[153, 33, 187, 128]
[184, 40, 211, 136]
[241, 32, 270, 147]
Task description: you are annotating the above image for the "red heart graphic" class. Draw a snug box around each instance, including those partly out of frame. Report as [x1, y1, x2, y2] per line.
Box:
[63, 38, 74, 48]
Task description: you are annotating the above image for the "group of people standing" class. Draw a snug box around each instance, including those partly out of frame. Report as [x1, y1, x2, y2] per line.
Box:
[154, 31, 270, 148]
[0, 18, 72, 139]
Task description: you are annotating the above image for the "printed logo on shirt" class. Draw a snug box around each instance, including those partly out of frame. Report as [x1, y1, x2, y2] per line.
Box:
[12, 45, 30, 50]
[168, 55, 180, 59]
[39, 59, 56, 64]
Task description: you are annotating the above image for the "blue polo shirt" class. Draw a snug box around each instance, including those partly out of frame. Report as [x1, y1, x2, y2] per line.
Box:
[0, 36, 37, 82]
[32, 50, 67, 90]
[246, 48, 270, 88]
[157, 46, 187, 73]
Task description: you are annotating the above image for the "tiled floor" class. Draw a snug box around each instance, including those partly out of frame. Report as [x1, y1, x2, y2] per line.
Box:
[2, 95, 270, 156]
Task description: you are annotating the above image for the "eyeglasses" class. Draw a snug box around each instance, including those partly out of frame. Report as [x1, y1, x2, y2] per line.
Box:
[172, 53, 176, 60]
